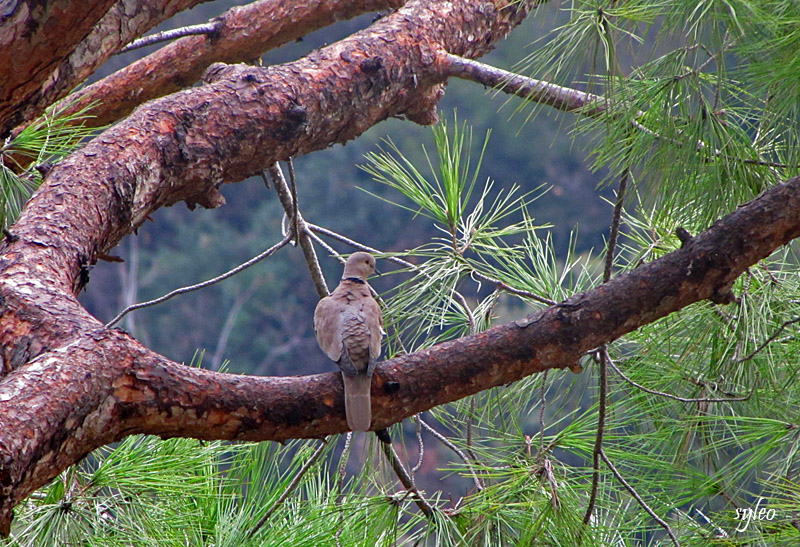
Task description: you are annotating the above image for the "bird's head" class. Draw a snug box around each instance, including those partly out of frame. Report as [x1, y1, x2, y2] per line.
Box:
[342, 252, 377, 281]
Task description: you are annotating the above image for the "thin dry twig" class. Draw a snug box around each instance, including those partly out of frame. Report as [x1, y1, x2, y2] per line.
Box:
[412, 416, 424, 475]
[266, 164, 328, 298]
[471, 270, 556, 305]
[248, 438, 330, 538]
[582, 345, 608, 529]
[735, 317, 800, 363]
[583, 167, 630, 528]
[309, 222, 556, 305]
[600, 448, 681, 547]
[607, 348, 753, 403]
[538, 370, 548, 465]
[334, 432, 353, 547]
[419, 417, 484, 491]
[377, 432, 435, 518]
[446, 54, 791, 170]
[117, 23, 219, 55]
[105, 234, 292, 328]
[465, 396, 481, 467]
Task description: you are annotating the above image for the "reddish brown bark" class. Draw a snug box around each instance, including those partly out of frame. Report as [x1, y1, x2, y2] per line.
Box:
[1, 0, 210, 139]
[59, 0, 406, 130]
[0, 0, 796, 538]
[0, 0, 117, 137]
[1, 174, 799, 535]
[0, 0, 536, 533]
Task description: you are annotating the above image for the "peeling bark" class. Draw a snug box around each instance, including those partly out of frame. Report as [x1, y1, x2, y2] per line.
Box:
[0, 0, 536, 533]
[2, 174, 799, 534]
[1, 0, 210, 139]
[0, 0, 795, 537]
[0, 0, 116, 138]
[57, 0, 406, 130]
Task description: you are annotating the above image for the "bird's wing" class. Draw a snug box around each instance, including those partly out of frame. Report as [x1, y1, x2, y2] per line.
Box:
[366, 297, 383, 361]
[313, 295, 343, 362]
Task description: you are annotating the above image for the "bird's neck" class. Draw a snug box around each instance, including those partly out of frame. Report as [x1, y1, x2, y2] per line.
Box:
[342, 276, 366, 284]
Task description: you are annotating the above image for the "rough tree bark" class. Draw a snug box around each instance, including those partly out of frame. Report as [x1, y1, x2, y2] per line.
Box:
[57, 0, 406, 130]
[0, 0, 211, 139]
[0, 0, 797, 537]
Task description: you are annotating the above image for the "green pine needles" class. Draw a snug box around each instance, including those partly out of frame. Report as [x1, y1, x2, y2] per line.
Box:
[0, 101, 100, 228]
[7, 0, 800, 545]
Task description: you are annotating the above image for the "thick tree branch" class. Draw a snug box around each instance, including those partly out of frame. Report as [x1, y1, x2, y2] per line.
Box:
[0, 0, 117, 138]
[55, 0, 406, 131]
[0, 0, 536, 532]
[2, 174, 799, 534]
[1, 0, 795, 537]
[1, 0, 210, 139]
[2, 0, 531, 302]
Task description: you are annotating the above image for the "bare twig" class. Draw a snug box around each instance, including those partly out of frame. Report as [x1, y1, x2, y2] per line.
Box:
[735, 317, 800, 363]
[412, 416, 424, 475]
[463, 298, 482, 473]
[583, 166, 630, 528]
[600, 448, 681, 547]
[307, 230, 345, 265]
[538, 370, 548, 465]
[458, 292, 476, 333]
[541, 457, 560, 511]
[607, 349, 752, 403]
[582, 344, 608, 529]
[603, 169, 630, 282]
[309, 222, 556, 305]
[266, 164, 328, 298]
[419, 418, 484, 491]
[105, 234, 292, 328]
[334, 432, 352, 547]
[465, 396, 482, 478]
[117, 23, 219, 55]
[306, 223, 388, 259]
[287, 158, 300, 243]
[471, 270, 556, 305]
[446, 54, 792, 170]
[248, 438, 330, 538]
[336, 432, 354, 497]
[445, 54, 609, 117]
[377, 432, 435, 518]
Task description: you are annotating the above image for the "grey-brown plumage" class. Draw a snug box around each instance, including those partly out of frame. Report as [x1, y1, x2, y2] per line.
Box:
[314, 252, 383, 431]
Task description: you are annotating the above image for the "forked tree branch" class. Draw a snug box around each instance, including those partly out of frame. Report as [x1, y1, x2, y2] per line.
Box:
[0, 0, 796, 537]
[0, 0, 537, 533]
[53, 0, 406, 131]
[1, 0, 210, 139]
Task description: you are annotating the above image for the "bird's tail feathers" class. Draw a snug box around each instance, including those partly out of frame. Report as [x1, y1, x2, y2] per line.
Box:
[342, 373, 372, 431]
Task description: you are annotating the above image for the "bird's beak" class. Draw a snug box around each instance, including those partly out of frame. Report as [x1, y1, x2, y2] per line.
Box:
[374, 264, 382, 276]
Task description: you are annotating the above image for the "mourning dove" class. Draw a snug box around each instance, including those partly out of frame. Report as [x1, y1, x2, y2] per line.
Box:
[314, 252, 383, 431]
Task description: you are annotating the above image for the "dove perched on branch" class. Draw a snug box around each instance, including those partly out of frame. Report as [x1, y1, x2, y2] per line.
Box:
[314, 252, 383, 431]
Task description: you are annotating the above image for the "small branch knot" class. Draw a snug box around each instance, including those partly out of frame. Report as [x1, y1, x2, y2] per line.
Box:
[675, 226, 693, 247]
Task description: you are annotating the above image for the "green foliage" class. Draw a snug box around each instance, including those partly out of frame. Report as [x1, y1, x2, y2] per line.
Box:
[9, 1, 800, 545]
[363, 116, 571, 354]
[0, 101, 99, 228]
[518, 0, 799, 225]
[6, 436, 423, 547]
